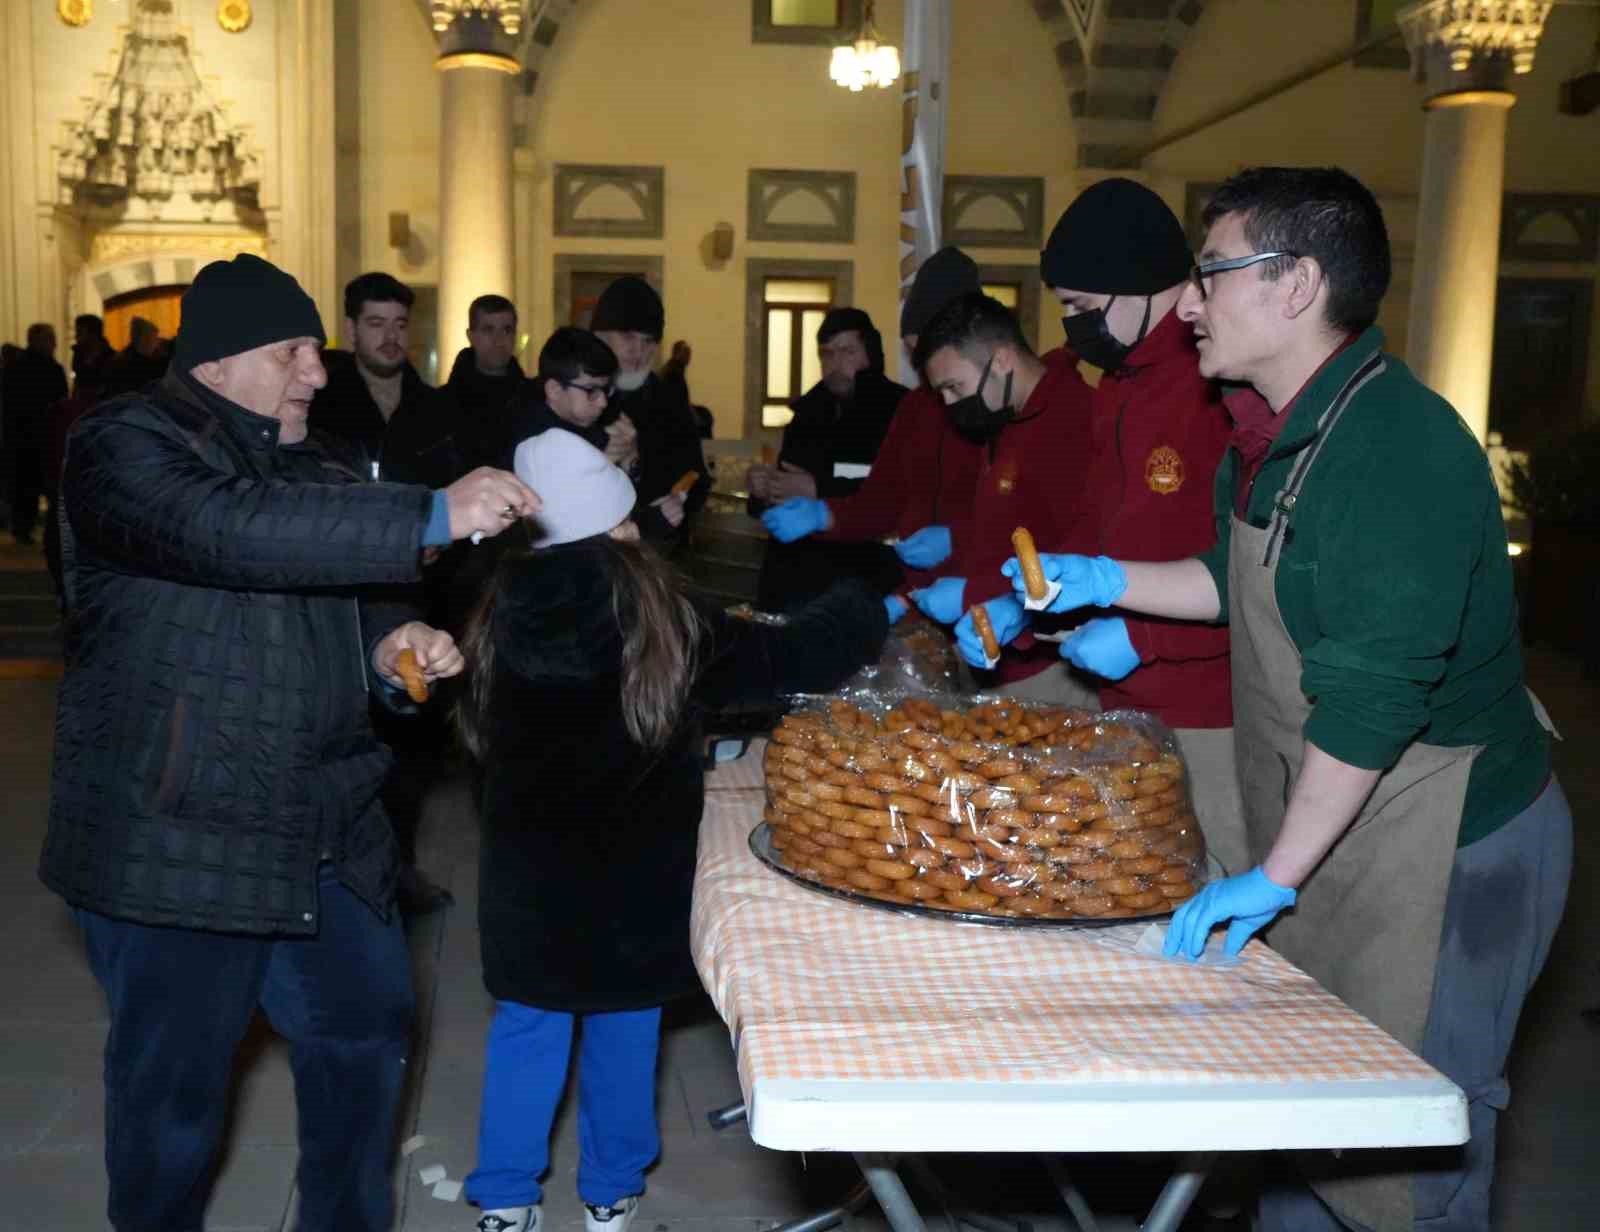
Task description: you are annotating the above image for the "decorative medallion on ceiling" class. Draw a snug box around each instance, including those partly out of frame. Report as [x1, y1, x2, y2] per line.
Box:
[217, 0, 252, 34]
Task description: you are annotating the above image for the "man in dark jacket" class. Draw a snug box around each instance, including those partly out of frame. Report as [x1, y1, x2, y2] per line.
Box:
[591, 276, 711, 544]
[105, 316, 169, 396]
[440, 293, 527, 470]
[310, 271, 463, 915]
[46, 316, 119, 594]
[42, 254, 538, 1232]
[310, 271, 451, 486]
[2, 323, 68, 543]
[746, 307, 909, 610]
[756, 248, 986, 605]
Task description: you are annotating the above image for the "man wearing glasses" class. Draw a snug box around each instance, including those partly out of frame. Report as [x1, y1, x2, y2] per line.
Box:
[1037, 177, 1241, 876]
[1010, 166, 1569, 1232]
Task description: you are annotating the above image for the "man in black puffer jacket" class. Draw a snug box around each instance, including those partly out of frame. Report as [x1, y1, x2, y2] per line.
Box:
[41, 254, 540, 1232]
[590, 276, 711, 546]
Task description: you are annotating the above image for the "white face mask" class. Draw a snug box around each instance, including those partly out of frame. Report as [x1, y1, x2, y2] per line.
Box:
[615, 367, 649, 392]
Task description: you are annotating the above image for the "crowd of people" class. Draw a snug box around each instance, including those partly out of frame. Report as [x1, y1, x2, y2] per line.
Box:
[29, 163, 1571, 1232]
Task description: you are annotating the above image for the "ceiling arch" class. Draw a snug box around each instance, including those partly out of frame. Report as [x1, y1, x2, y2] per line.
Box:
[433, 0, 1207, 168]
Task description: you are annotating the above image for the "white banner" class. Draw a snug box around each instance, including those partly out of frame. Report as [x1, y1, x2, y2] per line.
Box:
[898, 0, 951, 382]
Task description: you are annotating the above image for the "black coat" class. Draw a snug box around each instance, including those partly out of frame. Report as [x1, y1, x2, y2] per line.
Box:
[2, 349, 68, 448]
[41, 373, 432, 934]
[599, 373, 712, 542]
[476, 544, 888, 1012]
[499, 390, 607, 464]
[751, 370, 909, 611]
[309, 350, 457, 487]
[442, 348, 528, 472]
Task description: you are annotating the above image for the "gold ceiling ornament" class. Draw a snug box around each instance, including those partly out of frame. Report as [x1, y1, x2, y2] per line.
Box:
[429, 1, 524, 38]
[218, 0, 252, 34]
[58, 0, 93, 28]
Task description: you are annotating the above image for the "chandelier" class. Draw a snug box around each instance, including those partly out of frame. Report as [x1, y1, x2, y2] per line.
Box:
[829, 0, 901, 92]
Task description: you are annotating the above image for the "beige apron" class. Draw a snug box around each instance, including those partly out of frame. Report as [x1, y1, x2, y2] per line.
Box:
[1227, 353, 1479, 1232]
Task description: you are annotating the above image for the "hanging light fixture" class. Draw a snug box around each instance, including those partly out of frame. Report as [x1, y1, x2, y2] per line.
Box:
[829, 0, 901, 92]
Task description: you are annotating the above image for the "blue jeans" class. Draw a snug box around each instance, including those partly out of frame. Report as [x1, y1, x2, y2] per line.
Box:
[74, 866, 414, 1232]
[465, 1002, 662, 1210]
[1258, 776, 1573, 1231]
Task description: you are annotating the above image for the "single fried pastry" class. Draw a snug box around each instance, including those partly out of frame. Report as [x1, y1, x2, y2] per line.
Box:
[394, 648, 429, 703]
[1011, 527, 1047, 600]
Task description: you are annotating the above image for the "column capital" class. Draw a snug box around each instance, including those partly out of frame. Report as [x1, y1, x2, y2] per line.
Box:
[1397, 1, 1553, 101]
[430, 1, 523, 65]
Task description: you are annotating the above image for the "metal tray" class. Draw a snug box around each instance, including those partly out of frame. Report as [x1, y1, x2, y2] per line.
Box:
[749, 822, 1184, 930]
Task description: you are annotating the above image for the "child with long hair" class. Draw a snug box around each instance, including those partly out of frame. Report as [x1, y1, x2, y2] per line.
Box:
[457, 430, 889, 1232]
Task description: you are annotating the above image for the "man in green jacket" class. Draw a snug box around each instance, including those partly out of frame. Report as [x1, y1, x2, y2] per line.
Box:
[1007, 166, 1570, 1232]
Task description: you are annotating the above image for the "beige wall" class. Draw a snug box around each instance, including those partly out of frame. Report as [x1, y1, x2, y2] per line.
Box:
[946, 0, 1080, 353]
[530, 0, 903, 439]
[1152, 0, 1600, 415]
[520, 0, 1080, 438]
[339, 0, 442, 347]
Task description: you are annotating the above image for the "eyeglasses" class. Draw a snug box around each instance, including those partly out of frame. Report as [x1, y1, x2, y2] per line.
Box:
[1188, 251, 1296, 301]
[555, 379, 614, 403]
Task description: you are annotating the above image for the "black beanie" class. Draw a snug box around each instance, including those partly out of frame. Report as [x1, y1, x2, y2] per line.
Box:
[173, 254, 326, 370]
[1039, 178, 1192, 296]
[818, 307, 885, 374]
[901, 246, 981, 336]
[590, 276, 664, 339]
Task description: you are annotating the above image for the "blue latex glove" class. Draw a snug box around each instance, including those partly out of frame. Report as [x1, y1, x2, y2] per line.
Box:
[1058, 617, 1141, 680]
[762, 498, 831, 543]
[895, 525, 952, 569]
[955, 596, 1031, 668]
[884, 595, 909, 624]
[1002, 553, 1127, 614]
[910, 576, 966, 625]
[1164, 866, 1298, 960]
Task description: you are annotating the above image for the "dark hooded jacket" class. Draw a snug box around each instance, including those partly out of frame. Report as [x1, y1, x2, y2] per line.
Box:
[598, 372, 712, 543]
[41, 373, 431, 933]
[474, 542, 887, 1012]
[749, 367, 910, 611]
[441, 346, 528, 472]
[308, 349, 455, 487]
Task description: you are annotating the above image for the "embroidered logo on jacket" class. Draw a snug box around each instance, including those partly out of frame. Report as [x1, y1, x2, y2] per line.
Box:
[995, 461, 1018, 495]
[1145, 446, 1185, 494]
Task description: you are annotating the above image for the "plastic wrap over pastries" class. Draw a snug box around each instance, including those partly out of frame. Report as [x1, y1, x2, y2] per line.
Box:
[761, 693, 1207, 921]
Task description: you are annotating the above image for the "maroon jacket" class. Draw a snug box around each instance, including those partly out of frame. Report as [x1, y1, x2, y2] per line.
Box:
[822, 384, 984, 592]
[1061, 310, 1233, 728]
[943, 349, 1095, 685]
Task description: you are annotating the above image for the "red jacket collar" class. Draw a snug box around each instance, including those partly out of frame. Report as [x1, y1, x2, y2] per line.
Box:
[1120, 306, 1197, 372]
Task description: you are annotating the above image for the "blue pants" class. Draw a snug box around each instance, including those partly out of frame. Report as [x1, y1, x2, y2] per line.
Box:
[74, 867, 414, 1232]
[465, 1002, 662, 1210]
[1258, 776, 1573, 1231]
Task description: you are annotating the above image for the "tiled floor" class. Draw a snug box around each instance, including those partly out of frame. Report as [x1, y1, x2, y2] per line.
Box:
[1, 629, 1595, 1231]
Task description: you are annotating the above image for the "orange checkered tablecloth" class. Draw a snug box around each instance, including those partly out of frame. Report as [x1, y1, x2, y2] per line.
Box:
[694, 742, 1447, 1107]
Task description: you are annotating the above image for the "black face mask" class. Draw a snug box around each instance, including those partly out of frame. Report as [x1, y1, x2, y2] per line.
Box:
[1062, 295, 1153, 374]
[945, 356, 1014, 440]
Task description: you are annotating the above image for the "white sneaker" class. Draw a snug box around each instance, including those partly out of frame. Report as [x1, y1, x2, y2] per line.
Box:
[477, 1206, 540, 1232]
[583, 1196, 639, 1232]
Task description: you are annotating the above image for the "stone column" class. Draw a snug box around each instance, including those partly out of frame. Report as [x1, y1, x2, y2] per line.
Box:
[431, 2, 521, 371]
[1398, 1, 1552, 442]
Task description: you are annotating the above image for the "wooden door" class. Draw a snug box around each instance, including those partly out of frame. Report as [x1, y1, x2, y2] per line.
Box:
[103, 285, 186, 351]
